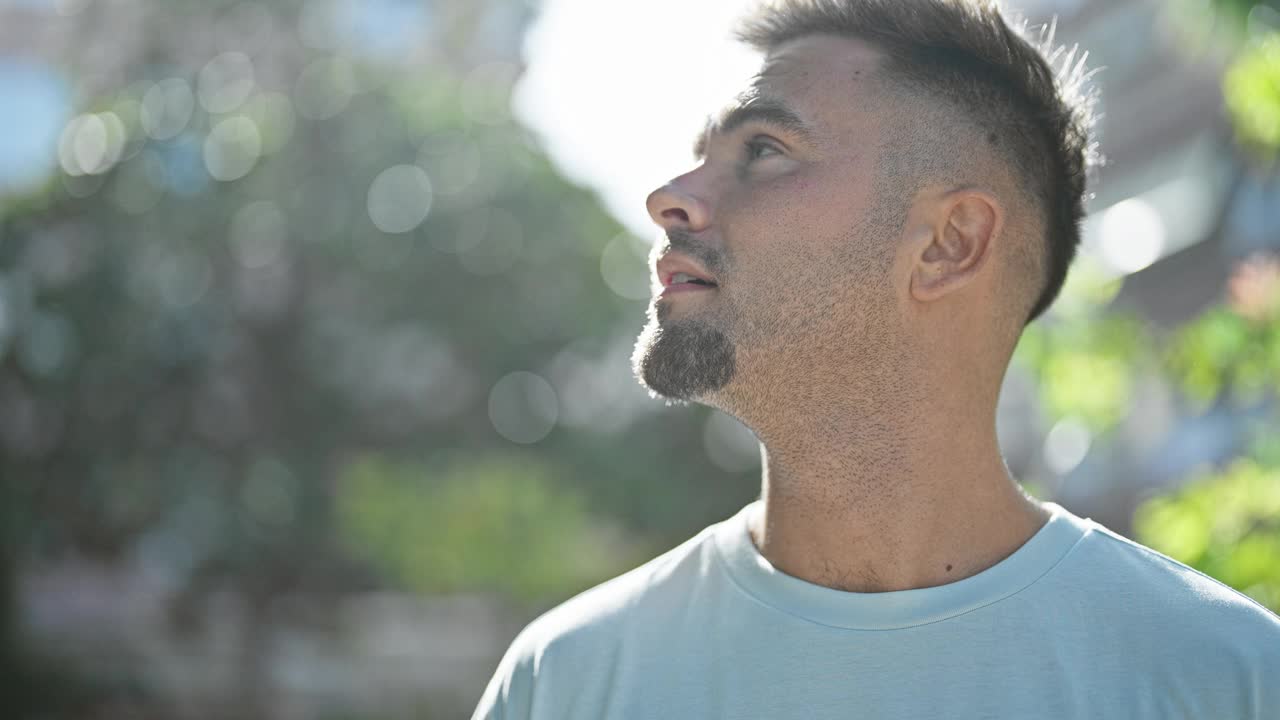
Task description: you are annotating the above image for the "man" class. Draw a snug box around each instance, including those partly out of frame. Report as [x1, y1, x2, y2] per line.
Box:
[472, 1, 1280, 717]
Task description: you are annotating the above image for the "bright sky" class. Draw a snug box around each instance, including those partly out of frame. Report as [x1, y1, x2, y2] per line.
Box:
[0, 59, 68, 195]
[513, 0, 761, 241]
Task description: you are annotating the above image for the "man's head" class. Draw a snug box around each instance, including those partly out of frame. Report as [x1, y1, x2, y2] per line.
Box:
[632, 0, 1097, 419]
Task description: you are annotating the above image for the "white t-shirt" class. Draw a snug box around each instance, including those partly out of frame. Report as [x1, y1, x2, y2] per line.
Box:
[472, 499, 1280, 719]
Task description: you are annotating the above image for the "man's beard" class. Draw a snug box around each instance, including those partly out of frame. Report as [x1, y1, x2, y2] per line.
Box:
[630, 301, 736, 405]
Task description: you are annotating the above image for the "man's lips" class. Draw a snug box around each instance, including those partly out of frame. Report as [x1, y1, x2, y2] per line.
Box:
[656, 253, 718, 288]
[659, 282, 717, 298]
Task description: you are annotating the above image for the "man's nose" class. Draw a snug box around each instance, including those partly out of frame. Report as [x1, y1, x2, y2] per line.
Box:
[645, 179, 712, 233]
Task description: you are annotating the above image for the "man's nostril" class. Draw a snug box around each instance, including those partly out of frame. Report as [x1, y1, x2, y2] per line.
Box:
[662, 208, 690, 224]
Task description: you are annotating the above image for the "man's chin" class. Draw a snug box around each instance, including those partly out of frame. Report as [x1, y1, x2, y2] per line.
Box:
[630, 315, 736, 404]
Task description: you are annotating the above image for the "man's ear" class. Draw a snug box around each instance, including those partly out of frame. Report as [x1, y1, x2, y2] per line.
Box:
[909, 188, 1003, 303]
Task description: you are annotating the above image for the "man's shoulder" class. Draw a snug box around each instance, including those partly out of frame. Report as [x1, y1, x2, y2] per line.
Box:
[471, 513, 736, 719]
[1069, 517, 1280, 638]
[503, 517, 723, 662]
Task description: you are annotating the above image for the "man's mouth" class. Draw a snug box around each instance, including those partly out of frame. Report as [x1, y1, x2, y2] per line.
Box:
[660, 272, 718, 298]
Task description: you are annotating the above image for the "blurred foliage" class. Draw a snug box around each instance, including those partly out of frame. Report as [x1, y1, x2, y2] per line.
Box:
[1204, 0, 1280, 29]
[1137, 251, 1280, 614]
[1018, 247, 1280, 615]
[0, 0, 754, 716]
[1168, 253, 1280, 410]
[1013, 257, 1152, 433]
[1152, 0, 1280, 617]
[1016, 317, 1149, 434]
[1167, 307, 1280, 409]
[336, 450, 654, 607]
[1189, 0, 1280, 157]
[1012, 0, 1280, 562]
[1134, 456, 1280, 612]
[1225, 33, 1280, 155]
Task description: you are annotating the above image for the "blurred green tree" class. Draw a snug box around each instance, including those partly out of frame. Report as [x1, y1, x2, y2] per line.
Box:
[1013, 0, 1280, 614]
[1125, 0, 1280, 613]
[1131, 254, 1280, 613]
[0, 0, 753, 716]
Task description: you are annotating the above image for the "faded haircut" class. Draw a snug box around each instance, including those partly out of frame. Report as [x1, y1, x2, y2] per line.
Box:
[733, 0, 1100, 326]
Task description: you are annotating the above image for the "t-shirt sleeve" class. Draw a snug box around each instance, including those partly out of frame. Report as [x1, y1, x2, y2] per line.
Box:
[470, 626, 538, 720]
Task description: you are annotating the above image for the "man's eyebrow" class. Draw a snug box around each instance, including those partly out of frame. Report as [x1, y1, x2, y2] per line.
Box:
[691, 98, 816, 161]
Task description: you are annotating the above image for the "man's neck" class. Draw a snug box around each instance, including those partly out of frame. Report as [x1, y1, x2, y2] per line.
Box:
[744, 412, 1050, 594]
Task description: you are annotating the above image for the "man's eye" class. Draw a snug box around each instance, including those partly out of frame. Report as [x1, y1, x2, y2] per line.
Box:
[744, 139, 781, 161]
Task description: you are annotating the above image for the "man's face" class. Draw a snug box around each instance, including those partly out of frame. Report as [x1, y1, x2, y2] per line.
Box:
[632, 34, 906, 409]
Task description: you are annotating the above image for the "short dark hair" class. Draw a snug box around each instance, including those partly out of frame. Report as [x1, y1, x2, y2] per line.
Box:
[733, 0, 1099, 326]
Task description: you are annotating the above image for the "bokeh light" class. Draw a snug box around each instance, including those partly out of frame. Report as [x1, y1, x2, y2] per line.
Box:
[58, 112, 125, 176]
[242, 91, 297, 155]
[204, 115, 263, 181]
[1044, 417, 1093, 476]
[1099, 197, 1167, 274]
[488, 371, 559, 444]
[198, 52, 256, 114]
[366, 164, 433, 233]
[140, 78, 195, 140]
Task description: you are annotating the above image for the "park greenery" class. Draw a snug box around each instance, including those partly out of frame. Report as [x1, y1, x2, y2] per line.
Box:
[0, 2, 751, 715]
[1023, 0, 1280, 614]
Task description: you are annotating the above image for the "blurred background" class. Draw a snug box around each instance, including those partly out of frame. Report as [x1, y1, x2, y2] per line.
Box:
[0, 0, 1277, 717]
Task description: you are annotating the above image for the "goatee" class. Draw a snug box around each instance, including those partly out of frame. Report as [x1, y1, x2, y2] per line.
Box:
[631, 303, 736, 404]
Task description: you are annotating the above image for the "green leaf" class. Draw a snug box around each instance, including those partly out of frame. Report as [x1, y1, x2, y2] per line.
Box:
[1225, 32, 1280, 154]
